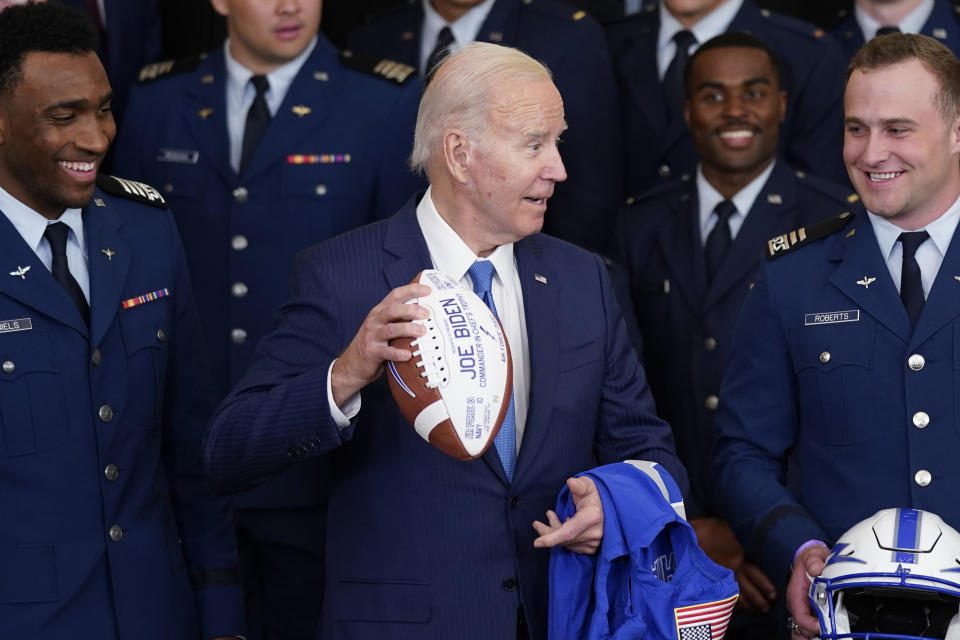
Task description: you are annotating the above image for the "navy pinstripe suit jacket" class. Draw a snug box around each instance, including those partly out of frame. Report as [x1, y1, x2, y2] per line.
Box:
[203, 196, 687, 640]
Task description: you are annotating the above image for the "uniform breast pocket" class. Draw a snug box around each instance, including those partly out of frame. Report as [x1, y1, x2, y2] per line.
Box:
[793, 321, 875, 445]
[0, 330, 65, 456]
[280, 163, 370, 217]
[119, 300, 170, 427]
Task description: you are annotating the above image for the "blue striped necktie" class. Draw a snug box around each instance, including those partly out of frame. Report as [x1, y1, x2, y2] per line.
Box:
[467, 260, 517, 481]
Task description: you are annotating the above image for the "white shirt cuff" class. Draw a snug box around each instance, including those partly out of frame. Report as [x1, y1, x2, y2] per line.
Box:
[327, 359, 360, 429]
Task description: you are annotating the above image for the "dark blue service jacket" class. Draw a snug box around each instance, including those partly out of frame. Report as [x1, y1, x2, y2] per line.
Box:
[0, 177, 243, 638]
[612, 161, 859, 519]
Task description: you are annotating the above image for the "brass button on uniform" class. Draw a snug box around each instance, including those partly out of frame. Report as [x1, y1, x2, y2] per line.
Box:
[913, 411, 930, 429]
[232, 186, 248, 202]
[231, 234, 248, 251]
[315, 184, 327, 196]
[231, 328, 247, 344]
[231, 282, 249, 298]
[819, 351, 831, 364]
[98, 405, 114, 423]
[704, 337, 717, 352]
[156, 329, 166, 343]
[91, 349, 102, 366]
[2, 360, 13, 374]
[657, 164, 672, 178]
[705, 395, 719, 411]
[915, 469, 932, 487]
[109, 524, 123, 542]
[908, 354, 925, 371]
[104, 464, 119, 482]
[163, 183, 174, 194]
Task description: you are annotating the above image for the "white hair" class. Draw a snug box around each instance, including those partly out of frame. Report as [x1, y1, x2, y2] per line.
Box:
[409, 42, 553, 178]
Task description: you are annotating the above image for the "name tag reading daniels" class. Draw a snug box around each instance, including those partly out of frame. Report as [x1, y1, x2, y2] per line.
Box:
[0, 317, 32, 333]
[804, 310, 860, 326]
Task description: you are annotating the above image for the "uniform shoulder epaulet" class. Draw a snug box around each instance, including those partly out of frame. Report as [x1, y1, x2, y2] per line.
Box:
[758, 7, 829, 40]
[794, 170, 860, 207]
[339, 50, 416, 85]
[96, 175, 168, 209]
[624, 175, 691, 208]
[137, 54, 205, 84]
[766, 211, 854, 260]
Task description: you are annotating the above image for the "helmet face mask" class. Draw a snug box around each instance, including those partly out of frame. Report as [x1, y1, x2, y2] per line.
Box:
[811, 509, 960, 640]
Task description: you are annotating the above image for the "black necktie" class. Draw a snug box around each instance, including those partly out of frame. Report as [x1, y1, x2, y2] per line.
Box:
[663, 30, 697, 123]
[239, 75, 271, 174]
[44, 222, 90, 325]
[899, 230, 929, 326]
[876, 25, 901, 37]
[425, 26, 455, 81]
[704, 200, 736, 279]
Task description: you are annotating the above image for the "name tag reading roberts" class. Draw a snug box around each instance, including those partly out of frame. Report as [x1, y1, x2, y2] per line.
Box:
[0, 317, 32, 333]
[804, 310, 860, 326]
[156, 148, 199, 164]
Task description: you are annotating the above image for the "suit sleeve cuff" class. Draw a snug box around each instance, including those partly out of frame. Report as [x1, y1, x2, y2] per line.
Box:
[327, 358, 361, 428]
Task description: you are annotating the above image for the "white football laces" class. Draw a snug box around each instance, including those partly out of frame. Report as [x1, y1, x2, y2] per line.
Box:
[410, 313, 449, 389]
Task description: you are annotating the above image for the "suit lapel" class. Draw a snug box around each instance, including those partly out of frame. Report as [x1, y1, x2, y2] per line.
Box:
[475, 0, 520, 45]
[377, 6, 424, 68]
[704, 163, 793, 309]
[182, 52, 234, 185]
[84, 195, 132, 348]
[0, 213, 87, 336]
[510, 236, 559, 487]
[828, 215, 913, 342]
[908, 220, 960, 348]
[241, 40, 338, 182]
[657, 183, 707, 313]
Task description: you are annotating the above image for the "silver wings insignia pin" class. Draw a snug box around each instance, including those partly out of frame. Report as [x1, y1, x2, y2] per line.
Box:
[856, 276, 877, 289]
[9, 265, 30, 279]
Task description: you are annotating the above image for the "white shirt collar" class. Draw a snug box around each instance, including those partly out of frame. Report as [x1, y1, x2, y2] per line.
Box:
[697, 160, 776, 242]
[224, 35, 318, 116]
[658, 0, 743, 58]
[868, 192, 960, 261]
[415, 185, 516, 284]
[420, 0, 497, 74]
[854, 0, 934, 39]
[0, 184, 86, 257]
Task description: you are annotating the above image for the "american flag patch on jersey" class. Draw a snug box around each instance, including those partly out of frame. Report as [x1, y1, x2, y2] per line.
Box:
[675, 593, 737, 640]
[121, 288, 170, 309]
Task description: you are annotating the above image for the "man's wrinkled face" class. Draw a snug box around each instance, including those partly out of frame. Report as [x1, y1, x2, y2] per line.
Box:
[0, 51, 114, 219]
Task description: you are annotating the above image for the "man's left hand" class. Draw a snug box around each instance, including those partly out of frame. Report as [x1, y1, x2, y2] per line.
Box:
[532, 476, 603, 554]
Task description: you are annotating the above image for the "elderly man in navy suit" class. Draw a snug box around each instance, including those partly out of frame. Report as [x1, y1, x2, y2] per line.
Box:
[115, 1, 423, 637]
[347, 0, 623, 253]
[0, 3, 242, 638]
[204, 42, 687, 640]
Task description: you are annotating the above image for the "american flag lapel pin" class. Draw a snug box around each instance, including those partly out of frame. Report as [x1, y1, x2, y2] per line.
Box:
[534, 274, 547, 285]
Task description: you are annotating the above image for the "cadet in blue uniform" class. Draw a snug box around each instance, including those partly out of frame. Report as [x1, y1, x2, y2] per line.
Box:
[347, 0, 623, 253]
[0, 4, 242, 638]
[114, 1, 423, 638]
[606, 0, 848, 196]
[830, 0, 960, 58]
[711, 34, 960, 638]
[52, 0, 165, 127]
[612, 32, 859, 640]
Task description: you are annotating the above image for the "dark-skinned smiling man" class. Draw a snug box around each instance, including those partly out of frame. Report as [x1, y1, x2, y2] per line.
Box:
[0, 3, 244, 639]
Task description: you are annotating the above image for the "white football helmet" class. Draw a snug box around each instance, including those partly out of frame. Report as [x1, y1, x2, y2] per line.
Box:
[811, 509, 960, 640]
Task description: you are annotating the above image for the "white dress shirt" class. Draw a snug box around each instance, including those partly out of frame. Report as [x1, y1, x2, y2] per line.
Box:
[868, 193, 960, 299]
[657, 0, 743, 80]
[328, 187, 532, 452]
[0, 185, 89, 302]
[419, 0, 496, 75]
[696, 160, 775, 245]
[854, 0, 934, 40]
[223, 36, 317, 172]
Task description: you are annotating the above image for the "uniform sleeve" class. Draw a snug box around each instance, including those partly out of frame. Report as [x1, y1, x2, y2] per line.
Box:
[202, 249, 350, 495]
[711, 265, 828, 581]
[159, 212, 245, 639]
[591, 254, 689, 498]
